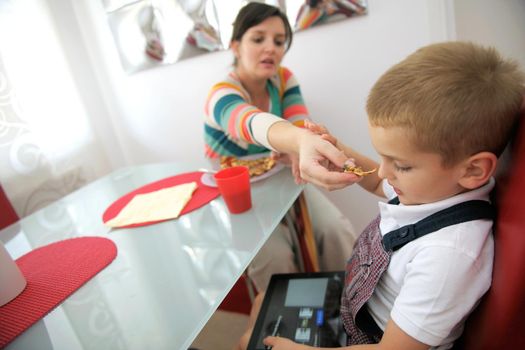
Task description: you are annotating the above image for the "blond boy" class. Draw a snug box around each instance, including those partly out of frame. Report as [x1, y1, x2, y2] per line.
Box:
[243, 42, 524, 350]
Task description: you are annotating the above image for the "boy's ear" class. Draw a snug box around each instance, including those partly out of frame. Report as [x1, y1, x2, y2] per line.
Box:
[458, 152, 498, 189]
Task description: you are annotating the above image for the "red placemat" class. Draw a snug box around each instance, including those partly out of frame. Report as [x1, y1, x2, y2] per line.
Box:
[102, 171, 219, 228]
[0, 237, 117, 348]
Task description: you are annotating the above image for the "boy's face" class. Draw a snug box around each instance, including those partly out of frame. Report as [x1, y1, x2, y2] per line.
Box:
[369, 124, 467, 205]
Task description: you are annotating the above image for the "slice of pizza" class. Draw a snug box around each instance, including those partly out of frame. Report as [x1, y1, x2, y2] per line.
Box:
[220, 156, 276, 177]
[343, 164, 376, 176]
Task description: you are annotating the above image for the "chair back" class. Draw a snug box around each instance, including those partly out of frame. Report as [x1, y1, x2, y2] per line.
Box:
[455, 108, 525, 349]
[0, 185, 18, 230]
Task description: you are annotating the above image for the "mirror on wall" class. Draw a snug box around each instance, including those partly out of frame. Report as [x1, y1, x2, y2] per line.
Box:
[103, 0, 368, 73]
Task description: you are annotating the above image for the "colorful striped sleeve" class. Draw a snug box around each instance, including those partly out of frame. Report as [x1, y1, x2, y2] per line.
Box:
[205, 81, 264, 144]
[279, 67, 309, 127]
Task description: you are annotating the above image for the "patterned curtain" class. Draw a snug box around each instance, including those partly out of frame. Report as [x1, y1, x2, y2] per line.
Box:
[0, 0, 112, 218]
[0, 53, 89, 217]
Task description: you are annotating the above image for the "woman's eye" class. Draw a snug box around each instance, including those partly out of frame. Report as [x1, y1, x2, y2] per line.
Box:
[394, 164, 412, 172]
[252, 37, 264, 43]
[274, 39, 285, 47]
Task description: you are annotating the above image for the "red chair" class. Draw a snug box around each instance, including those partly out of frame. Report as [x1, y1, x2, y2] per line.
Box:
[218, 272, 255, 315]
[0, 185, 18, 230]
[454, 109, 525, 349]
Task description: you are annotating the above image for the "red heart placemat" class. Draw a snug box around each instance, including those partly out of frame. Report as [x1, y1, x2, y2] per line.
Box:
[0, 237, 117, 348]
[102, 171, 219, 228]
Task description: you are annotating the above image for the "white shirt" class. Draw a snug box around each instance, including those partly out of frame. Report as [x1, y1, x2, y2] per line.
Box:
[367, 179, 495, 349]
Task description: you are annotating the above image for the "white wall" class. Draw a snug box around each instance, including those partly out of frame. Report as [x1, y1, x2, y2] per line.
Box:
[454, 0, 525, 68]
[70, 0, 524, 232]
[283, 0, 456, 232]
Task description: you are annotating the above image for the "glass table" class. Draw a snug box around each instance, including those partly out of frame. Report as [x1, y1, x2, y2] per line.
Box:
[1, 162, 303, 350]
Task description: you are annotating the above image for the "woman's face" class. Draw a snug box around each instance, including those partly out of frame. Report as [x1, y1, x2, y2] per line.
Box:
[231, 16, 287, 81]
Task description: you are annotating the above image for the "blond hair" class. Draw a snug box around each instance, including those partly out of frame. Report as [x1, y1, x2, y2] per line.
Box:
[367, 41, 524, 166]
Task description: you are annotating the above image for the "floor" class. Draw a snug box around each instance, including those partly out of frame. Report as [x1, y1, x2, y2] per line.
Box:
[190, 310, 249, 350]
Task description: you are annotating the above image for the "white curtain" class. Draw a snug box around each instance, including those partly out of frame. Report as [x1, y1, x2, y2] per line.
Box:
[0, 0, 116, 217]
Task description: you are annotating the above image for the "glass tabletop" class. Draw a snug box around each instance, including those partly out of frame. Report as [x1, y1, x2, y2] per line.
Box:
[1, 162, 303, 350]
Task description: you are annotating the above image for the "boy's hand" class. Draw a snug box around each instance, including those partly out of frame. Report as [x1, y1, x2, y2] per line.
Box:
[304, 120, 338, 146]
[263, 336, 310, 350]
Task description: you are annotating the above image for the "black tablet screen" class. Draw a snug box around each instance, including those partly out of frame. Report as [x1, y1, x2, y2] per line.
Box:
[247, 272, 346, 350]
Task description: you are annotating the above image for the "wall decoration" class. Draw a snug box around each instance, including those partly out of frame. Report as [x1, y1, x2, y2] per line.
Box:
[102, 0, 368, 73]
[293, 0, 368, 31]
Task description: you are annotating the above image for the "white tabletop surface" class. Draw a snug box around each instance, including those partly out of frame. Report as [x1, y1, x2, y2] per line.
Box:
[0, 162, 303, 350]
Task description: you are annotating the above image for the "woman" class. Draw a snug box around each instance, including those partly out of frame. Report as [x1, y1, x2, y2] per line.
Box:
[204, 2, 356, 291]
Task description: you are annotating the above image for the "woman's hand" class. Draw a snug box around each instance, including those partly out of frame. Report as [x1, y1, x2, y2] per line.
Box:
[270, 151, 292, 166]
[271, 152, 307, 185]
[296, 131, 361, 190]
[267, 121, 361, 191]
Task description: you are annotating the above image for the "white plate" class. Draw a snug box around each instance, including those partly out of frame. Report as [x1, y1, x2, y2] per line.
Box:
[200, 154, 286, 188]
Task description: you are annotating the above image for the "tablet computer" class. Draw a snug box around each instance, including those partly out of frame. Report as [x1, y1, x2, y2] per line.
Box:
[247, 271, 347, 349]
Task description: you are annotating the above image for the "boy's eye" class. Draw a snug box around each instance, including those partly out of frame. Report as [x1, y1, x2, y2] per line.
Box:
[394, 164, 412, 172]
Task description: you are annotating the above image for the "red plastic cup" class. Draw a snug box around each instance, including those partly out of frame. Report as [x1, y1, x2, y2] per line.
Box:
[214, 166, 252, 214]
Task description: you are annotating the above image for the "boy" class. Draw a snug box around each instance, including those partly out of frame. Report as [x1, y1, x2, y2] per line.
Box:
[238, 41, 524, 350]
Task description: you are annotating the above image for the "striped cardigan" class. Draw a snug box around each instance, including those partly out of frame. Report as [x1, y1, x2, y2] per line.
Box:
[204, 67, 309, 158]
